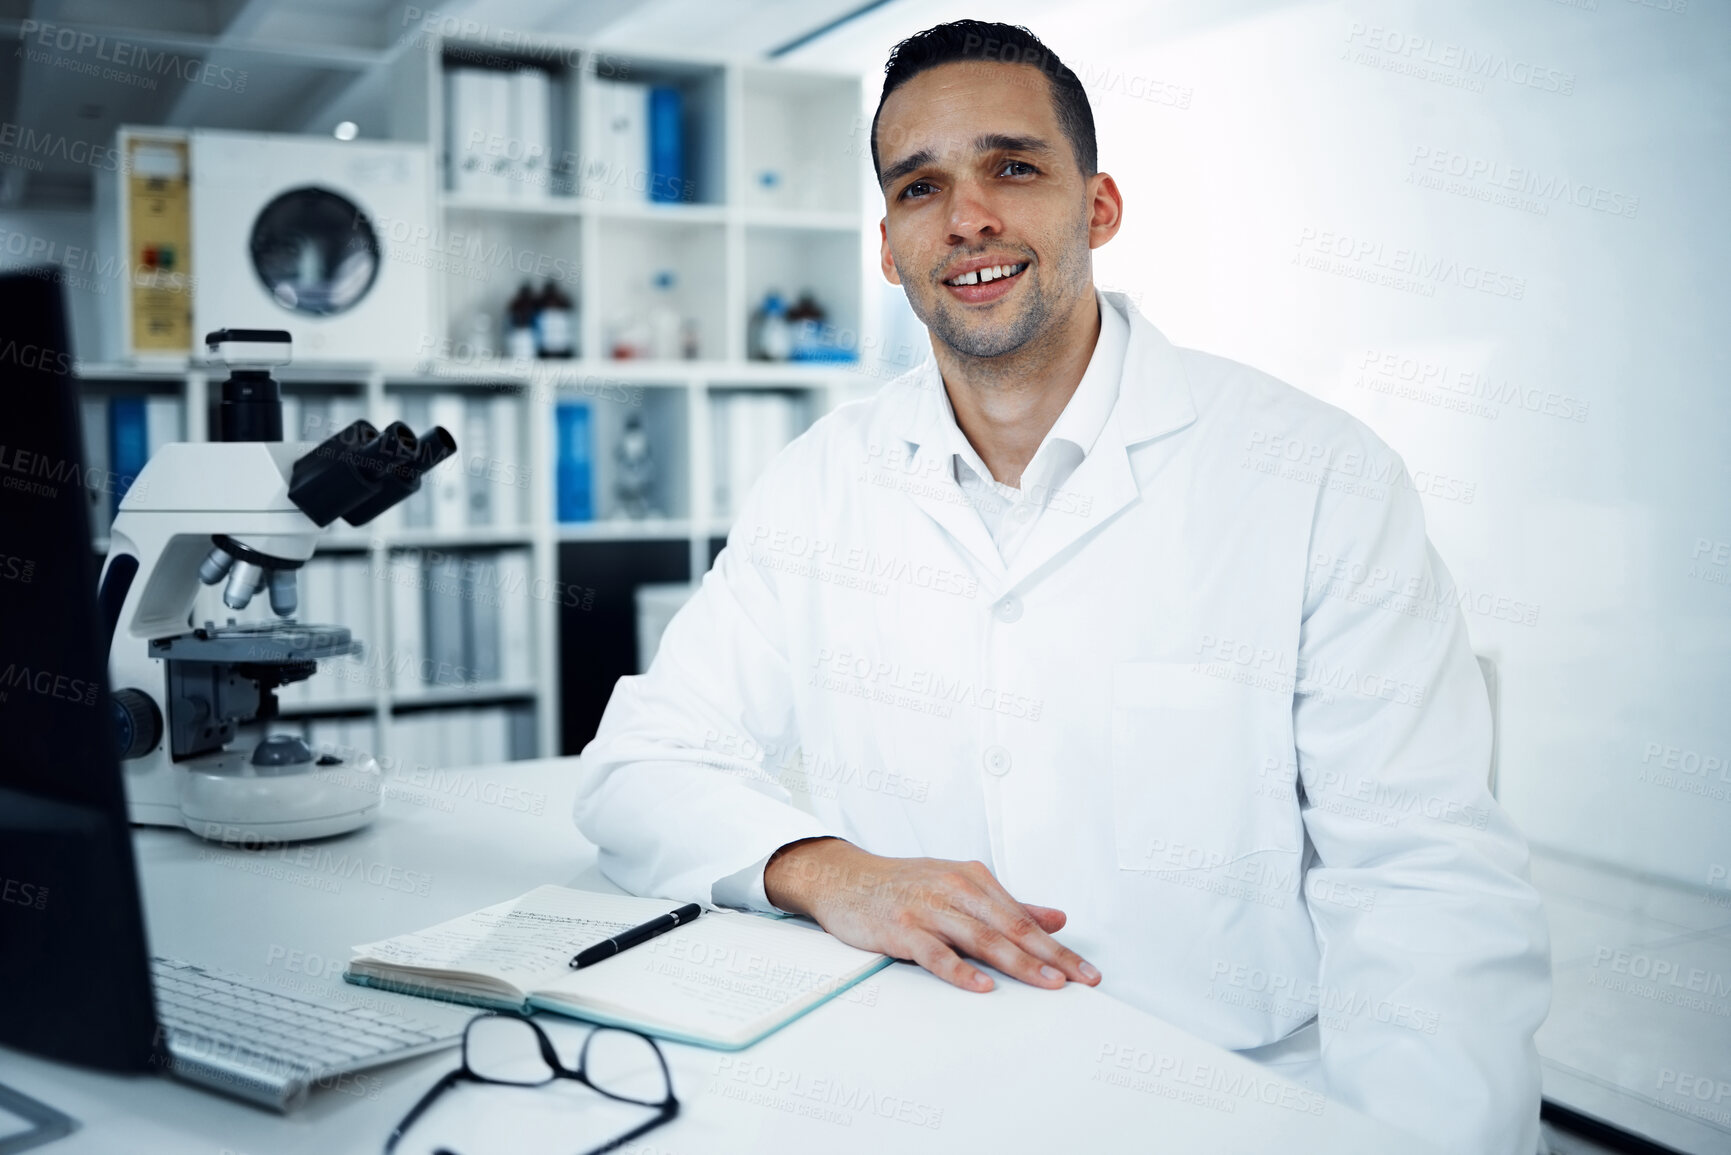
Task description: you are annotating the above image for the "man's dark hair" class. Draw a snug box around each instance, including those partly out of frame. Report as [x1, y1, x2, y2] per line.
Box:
[871, 20, 1097, 183]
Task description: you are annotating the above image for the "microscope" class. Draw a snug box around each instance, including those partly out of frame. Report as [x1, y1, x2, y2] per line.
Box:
[98, 329, 455, 842]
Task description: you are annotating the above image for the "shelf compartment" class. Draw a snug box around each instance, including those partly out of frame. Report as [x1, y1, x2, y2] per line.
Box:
[706, 385, 819, 520]
[579, 56, 726, 207]
[741, 67, 864, 215]
[275, 380, 369, 447]
[440, 43, 575, 203]
[377, 379, 533, 533]
[438, 206, 583, 365]
[77, 382, 188, 540]
[743, 225, 862, 365]
[379, 544, 538, 711]
[551, 382, 690, 524]
[558, 538, 691, 752]
[595, 218, 726, 362]
[384, 698, 538, 770]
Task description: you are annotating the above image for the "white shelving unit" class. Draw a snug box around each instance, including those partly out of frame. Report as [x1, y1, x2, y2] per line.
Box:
[79, 33, 871, 765]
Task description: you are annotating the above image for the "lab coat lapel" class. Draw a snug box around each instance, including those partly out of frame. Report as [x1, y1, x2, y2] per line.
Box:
[1002, 428, 1139, 588]
[903, 441, 1007, 579]
[876, 366, 1008, 581]
[1003, 305, 1200, 588]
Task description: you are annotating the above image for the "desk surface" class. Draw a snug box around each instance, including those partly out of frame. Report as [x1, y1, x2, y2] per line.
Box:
[0, 757, 1430, 1154]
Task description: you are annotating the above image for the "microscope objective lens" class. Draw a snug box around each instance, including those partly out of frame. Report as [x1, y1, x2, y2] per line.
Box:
[268, 569, 298, 617]
[198, 546, 236, 585]
[223, 560, 265, 610]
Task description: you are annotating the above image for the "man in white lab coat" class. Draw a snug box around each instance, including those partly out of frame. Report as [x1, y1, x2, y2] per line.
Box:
[576, 19, 1551, 1154]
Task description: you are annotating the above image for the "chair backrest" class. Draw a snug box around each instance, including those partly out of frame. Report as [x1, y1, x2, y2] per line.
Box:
[1476, 654, 1500, 797]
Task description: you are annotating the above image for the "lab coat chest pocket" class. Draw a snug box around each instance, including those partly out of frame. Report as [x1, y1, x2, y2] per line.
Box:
[1110, 661, 1300, 872]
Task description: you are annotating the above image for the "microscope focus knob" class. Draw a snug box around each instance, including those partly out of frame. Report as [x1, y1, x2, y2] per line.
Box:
[111, 688, 164, 760]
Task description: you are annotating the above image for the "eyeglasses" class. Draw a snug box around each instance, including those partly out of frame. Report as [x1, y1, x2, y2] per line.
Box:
[384, 1012, 679, 1155]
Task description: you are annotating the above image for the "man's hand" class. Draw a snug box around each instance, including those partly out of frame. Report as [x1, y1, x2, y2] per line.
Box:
[763, 837, 1102, 993]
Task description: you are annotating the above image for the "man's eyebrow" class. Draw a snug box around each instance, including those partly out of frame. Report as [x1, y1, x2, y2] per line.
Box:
[879, 134, 1059, 191]
[879, 148, 936, 190]
[974, 133, 1056, 157]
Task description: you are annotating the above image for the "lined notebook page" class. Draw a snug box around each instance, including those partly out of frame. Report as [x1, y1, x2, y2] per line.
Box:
[350, 885, 684, 995]
[535, 910, 885, 1043]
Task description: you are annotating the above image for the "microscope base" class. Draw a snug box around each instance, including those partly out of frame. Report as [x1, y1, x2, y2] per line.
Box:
[125, 750, 382, 843]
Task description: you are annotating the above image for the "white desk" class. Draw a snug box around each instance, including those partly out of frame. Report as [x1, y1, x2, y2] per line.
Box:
[0, 758, 1431, 1154]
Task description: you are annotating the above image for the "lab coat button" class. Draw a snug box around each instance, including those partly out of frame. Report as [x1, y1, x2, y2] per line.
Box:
[983, 745, 1012, 777]
[994, 595, 1023, 623]
[1010, 504, 1033, 522]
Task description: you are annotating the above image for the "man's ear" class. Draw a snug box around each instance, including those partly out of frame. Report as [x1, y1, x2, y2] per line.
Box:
[1087, 173, 1125, 250]
[879, 218, 902, 285]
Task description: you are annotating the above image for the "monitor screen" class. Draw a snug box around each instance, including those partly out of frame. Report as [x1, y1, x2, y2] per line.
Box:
[0, 268, 158, 1072]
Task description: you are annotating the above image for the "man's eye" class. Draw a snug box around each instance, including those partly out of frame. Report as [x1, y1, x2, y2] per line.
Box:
[900, 180, 935, 200]
[999, 160, 1038, 177]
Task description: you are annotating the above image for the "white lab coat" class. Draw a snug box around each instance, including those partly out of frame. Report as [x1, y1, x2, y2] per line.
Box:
[575, 294, 1551, 1155]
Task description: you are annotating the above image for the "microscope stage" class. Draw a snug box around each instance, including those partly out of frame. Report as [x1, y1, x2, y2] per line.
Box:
[150, 621, 360, 663]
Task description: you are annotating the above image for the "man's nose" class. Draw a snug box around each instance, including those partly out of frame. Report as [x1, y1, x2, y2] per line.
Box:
[946, 181, 1003, 241]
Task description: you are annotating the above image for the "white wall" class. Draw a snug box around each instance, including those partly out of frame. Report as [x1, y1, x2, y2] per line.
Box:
[794, 0, 1730, 888]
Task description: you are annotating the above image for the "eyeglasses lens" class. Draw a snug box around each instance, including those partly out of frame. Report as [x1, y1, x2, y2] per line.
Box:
[582, 1028, 669, 1105]
[465, 1016, 555, 1085]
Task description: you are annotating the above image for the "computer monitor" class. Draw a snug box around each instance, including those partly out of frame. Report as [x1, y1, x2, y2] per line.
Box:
[0, 268, 159, 1072]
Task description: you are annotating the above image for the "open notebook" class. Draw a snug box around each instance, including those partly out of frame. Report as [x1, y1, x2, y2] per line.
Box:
[345, 885, 892, 1050]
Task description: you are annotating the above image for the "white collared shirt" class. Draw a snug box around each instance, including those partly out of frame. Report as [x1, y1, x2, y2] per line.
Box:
[941, 294, 1128, 563]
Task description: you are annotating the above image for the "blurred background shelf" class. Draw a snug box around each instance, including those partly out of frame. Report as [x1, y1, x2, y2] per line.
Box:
[74, 31, 869, 768]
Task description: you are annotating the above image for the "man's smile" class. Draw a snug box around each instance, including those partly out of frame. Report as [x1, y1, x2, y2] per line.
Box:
[940, 256, 1032, 302]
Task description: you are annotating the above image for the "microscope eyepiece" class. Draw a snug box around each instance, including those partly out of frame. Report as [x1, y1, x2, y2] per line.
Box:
[415, 426, 458, 472]
[287, 420, 457, 528]
[285, 419, 385, 526]
[335, 424, 454, 528]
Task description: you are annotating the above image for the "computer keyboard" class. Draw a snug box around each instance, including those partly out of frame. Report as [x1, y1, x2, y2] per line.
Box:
[152, 956, 462, 1111]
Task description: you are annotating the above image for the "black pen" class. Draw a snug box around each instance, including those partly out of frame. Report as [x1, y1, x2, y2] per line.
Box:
[570, 903, 704, 969]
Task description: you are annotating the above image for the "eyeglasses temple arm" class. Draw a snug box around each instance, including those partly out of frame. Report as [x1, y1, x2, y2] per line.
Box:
[383, 1067, 468, 1154]
[581, 1101, 680, 1155]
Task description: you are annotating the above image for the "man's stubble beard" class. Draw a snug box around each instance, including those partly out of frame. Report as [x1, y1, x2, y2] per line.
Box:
[899, 213, 1092, 364]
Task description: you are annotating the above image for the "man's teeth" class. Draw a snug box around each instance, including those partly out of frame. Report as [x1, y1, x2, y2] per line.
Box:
[947, 262, 1028, 286]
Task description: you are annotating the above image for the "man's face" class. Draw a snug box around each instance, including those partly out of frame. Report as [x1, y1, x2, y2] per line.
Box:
[876, 61, 1098, 360]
